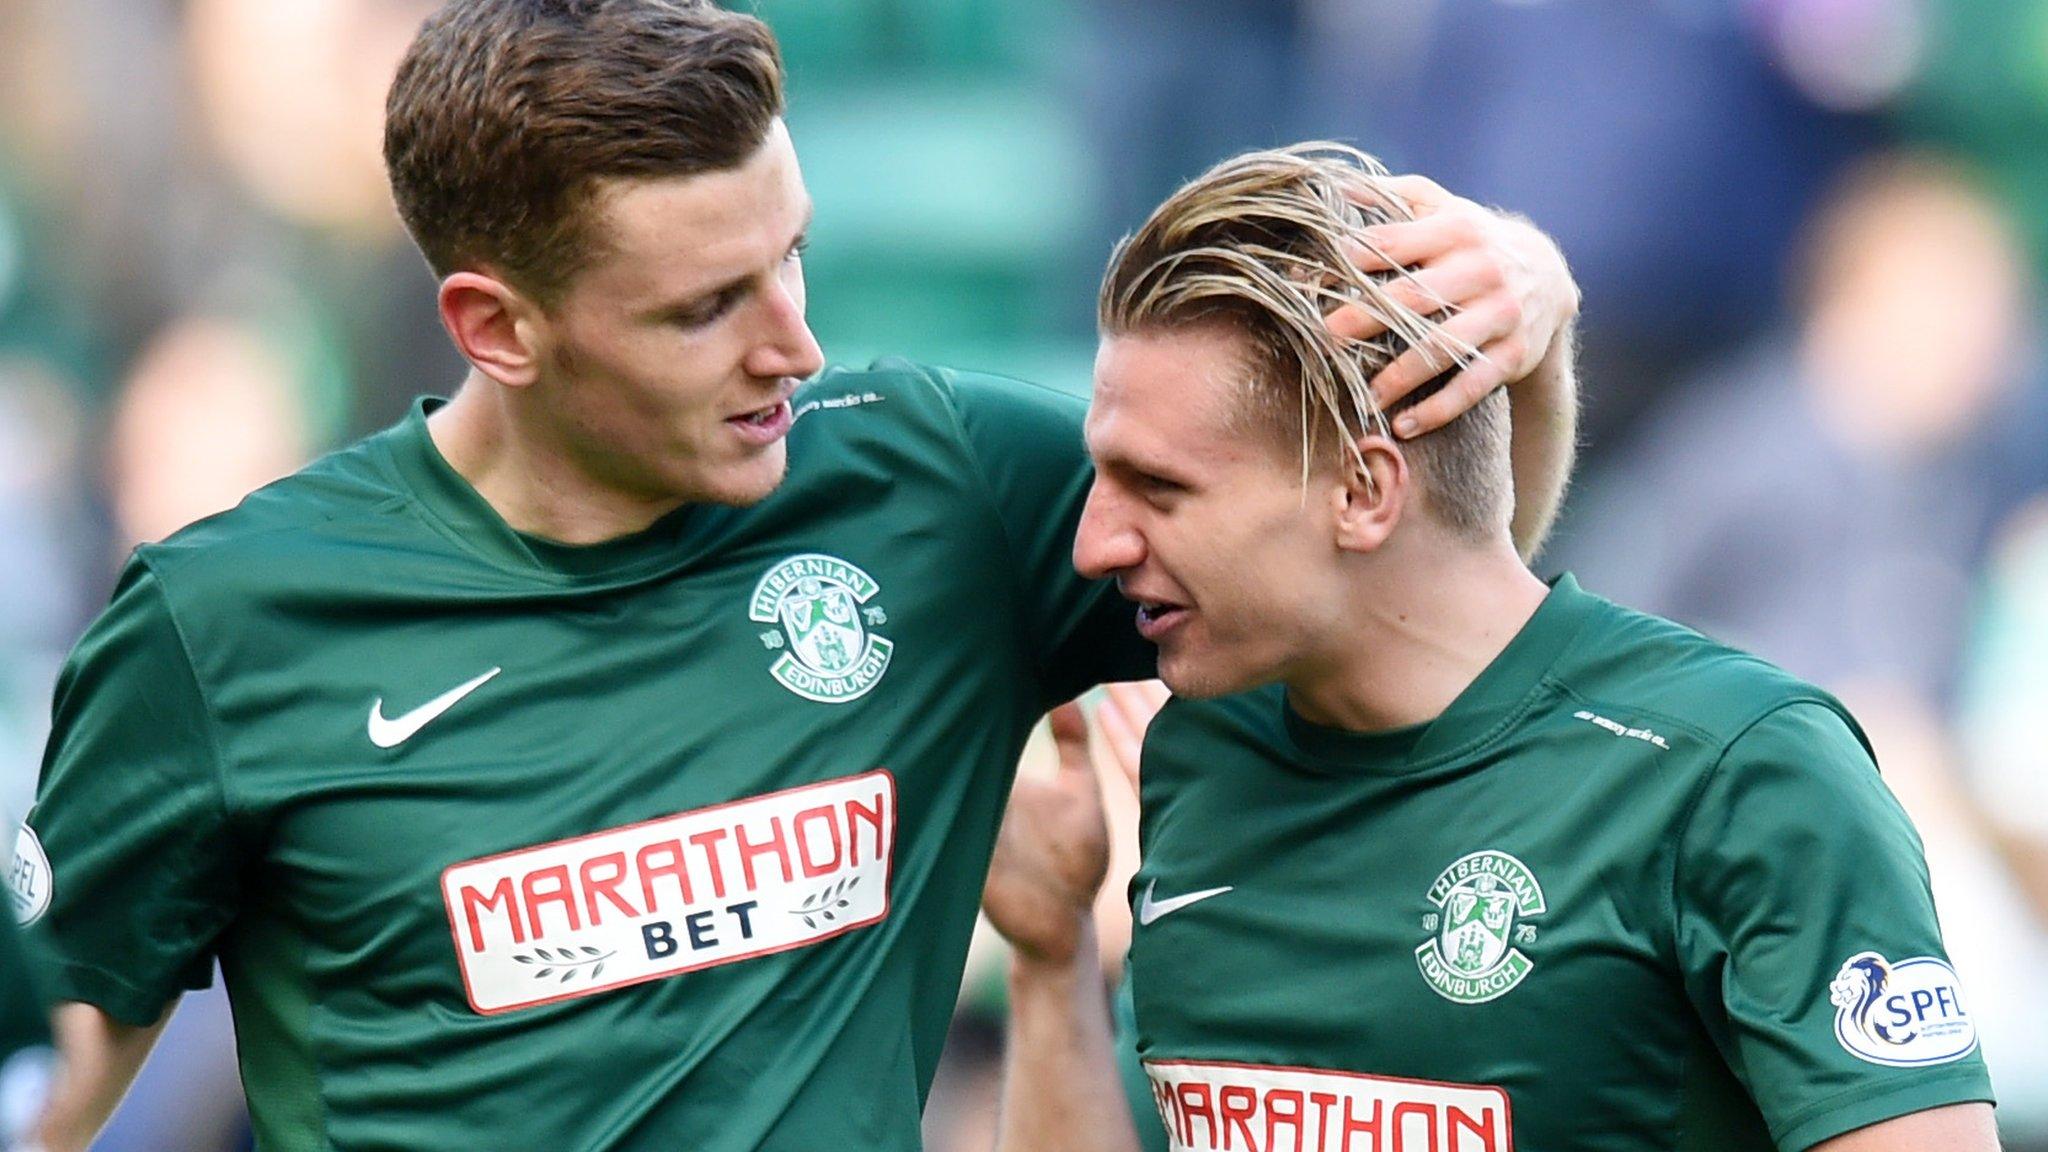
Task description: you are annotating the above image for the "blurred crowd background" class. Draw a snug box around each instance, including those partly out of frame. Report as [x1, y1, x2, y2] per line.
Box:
[3, 0, 2048, 1148]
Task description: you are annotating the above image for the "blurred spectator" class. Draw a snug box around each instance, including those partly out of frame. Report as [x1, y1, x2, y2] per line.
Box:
[1302, 0, 1881, 447]
[1555, 151, 2046, 704]
[185, 0, 422, 234]
[758, 0, 1104, 389]
[181, 0, 458, 428]
[0, 170, 106, 402]
[1078, 0, 1934, 457]
[1900, 0, 2048, 283]
[11, 0, 455, 433]
[1081, 0, 1308, 252]
[0, 365, 92, 828]
[105, 316, 319, 550]
[0, 35, 107, 908]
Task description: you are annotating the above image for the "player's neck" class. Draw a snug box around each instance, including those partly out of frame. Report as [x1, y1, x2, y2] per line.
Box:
[428, 375, 688, 545]
[1286, 537, 1548, 733]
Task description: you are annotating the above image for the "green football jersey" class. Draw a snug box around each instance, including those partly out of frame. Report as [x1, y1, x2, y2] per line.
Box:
[0, 903, 52, 1055]
[1124, 576, 1993, 1152]
[13, 362, 1152, 1151]
[0, 891, 53, 1149]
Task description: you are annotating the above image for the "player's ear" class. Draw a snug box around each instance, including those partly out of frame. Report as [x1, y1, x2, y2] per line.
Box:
[438, 270, 548, 389]
[1330, 433, 1407, 554]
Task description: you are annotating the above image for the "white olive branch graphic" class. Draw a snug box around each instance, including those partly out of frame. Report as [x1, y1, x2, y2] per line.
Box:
[793, 876, 860, 929]
[512, 945, 617, 984]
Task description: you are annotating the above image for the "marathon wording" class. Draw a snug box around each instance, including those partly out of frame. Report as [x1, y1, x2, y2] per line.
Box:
[442, 770, 894, 1014]
[1144, 1060, 1511, 1152]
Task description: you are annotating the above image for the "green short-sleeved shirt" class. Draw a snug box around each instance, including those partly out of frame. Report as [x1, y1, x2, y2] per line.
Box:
[14, 362, 1152, 1151]
[1123, 576, 1992, 1152]
[0, 903, 53, 1148]
[0, 907, 50, 1053]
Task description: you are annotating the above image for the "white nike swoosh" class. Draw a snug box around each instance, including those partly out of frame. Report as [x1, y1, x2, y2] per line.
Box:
[368, 667, 501, 749]
[1137, 879, 1234, 926]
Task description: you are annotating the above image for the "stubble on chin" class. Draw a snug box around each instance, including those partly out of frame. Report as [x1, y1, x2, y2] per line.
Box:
[704, 441, 790, 509]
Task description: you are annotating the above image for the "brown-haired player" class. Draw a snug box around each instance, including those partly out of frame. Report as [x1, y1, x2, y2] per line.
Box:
[16, 7, 1581, 1150]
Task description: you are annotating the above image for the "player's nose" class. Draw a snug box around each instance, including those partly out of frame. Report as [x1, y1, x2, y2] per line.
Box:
[1073, 480, 1145, 580]
[746, 277, 824, 382]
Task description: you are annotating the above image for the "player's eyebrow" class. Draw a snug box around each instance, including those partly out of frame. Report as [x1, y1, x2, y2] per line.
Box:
[772, 200, 816, 270]
[646, 203, 816, 323]
[1088, 433, 1194, 490]
[1113, 455, 1196, 491]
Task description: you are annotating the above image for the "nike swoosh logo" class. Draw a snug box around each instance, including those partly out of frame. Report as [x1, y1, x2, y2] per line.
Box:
[368, 667, 501, 749]
[1137, 879, 1234, 926]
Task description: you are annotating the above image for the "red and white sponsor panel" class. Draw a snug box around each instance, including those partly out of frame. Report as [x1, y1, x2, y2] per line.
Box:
[1144, 1060, 1511, 1152]
[441, 770, 895, 1014]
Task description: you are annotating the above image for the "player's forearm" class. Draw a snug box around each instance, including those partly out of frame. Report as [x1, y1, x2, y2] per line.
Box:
[995, 927, 1143, 1152]
[1506, 320, 1578, 564]
[1809, 1101, 2000, 1151]
[33, 1002, 169, 1152]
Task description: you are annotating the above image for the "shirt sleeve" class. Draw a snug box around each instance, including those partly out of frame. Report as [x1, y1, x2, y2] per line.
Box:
[0, 904, 53, 1152]
[0, 909, 50, 1055]
[1674, 701, 1996, 1152]
[19, 559, 245, 1025]
[930, 366, 1157, 704]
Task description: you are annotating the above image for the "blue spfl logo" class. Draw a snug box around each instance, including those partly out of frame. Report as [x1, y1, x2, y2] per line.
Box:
[1828, 951, 1977, 1067]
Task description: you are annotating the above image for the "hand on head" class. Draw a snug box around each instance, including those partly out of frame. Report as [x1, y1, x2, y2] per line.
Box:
[1329, 174, 1579, 439]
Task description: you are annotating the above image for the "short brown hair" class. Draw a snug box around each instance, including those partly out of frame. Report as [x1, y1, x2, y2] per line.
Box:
[384, 0, 785, 301]
[1099, 143, 1512, 540]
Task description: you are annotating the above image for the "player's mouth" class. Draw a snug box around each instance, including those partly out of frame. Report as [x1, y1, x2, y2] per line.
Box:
[1134, 599, 1191, 642]
[727, 397, 794, 446]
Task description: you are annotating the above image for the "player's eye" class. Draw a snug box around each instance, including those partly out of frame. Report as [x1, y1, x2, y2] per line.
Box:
[1135, 471, 1190, 503]
[674, 287, 745, 329]
[784, 235, 810, 263]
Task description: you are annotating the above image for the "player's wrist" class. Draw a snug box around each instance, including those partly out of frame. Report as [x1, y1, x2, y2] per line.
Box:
[1501, 210, 1579, 321]
[1006, 919, 1102, 988]
[1500, 216, 1579, 375]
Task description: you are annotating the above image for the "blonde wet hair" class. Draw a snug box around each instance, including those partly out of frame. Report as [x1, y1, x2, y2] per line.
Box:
[1099, 142, 1512, 538]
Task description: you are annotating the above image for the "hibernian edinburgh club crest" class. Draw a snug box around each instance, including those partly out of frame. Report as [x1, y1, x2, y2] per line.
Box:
[750, 553, 894, 703]
[1415, 850, 1546, 1004]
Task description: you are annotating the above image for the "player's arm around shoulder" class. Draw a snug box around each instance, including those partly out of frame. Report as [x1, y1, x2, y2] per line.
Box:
[1675, 700, 1998, 1152]
[917, 363, 1159, 696]
[910, 361, 1094, 533]
[870, 357, 1090, 484]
